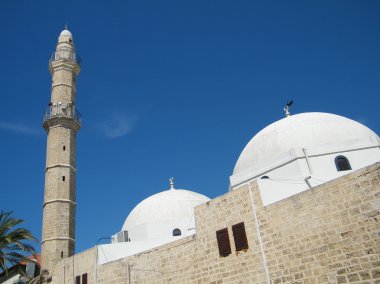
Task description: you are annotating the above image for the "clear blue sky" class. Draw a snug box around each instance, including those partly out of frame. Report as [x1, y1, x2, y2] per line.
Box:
[0, 1, 379, 253]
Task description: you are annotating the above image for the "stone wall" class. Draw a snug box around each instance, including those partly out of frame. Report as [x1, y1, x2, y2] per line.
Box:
[53, 247, 96, 284]
[50, 163, 380, 283]
[255, 162, 380, 283]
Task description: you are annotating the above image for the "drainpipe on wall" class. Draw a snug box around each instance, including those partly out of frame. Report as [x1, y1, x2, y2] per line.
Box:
[304, 176, 313, 189]
[95, 245, 98, 284]
[72, 253, 75, 284]
[95, 236, 111, 284]
[248, 183, 271, 284]
[127, 263, 130, 284]
[63, 262, 65, 284]
[302, 147, 313, 175]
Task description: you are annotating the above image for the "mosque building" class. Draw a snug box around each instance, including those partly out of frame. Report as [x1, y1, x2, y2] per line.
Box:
[35, 28, 380, 283]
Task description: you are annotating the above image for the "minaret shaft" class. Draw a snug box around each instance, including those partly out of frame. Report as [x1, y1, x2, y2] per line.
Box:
[41, 29, 81, 276]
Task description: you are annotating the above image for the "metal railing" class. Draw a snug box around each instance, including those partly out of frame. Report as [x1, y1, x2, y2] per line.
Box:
[44, 103, 81, 125]
[49, 49, 81, 66]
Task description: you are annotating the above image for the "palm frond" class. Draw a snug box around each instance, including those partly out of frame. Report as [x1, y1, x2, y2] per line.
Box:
[0, 211, 37, 275]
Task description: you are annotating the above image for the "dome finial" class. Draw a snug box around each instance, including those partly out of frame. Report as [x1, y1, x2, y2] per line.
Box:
[283, 100, 293, 117]
[169, 177, 175, 190]
[64, 23, 68, 30]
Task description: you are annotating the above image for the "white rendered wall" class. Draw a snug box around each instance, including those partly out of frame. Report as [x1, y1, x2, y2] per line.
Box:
[231, 140, 380, 206]
[97, 237, 184, 265]
[127, 217, 195, 242]
[308, 148, 380, 178]
[256, 146, 380, 206]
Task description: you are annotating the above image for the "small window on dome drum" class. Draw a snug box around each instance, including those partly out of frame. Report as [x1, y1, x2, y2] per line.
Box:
[335, 155, 351, 171]
[173, 228, 181, 236]
[232, 222, 249, 251]
[216, 228, 231, 257]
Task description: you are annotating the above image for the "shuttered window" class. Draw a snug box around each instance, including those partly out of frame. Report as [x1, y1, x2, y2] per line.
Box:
[216, 228, 231, 257]
[232, 222, 248, 251]
[82, 273, 88, 284]
[75, 276, 80, 284]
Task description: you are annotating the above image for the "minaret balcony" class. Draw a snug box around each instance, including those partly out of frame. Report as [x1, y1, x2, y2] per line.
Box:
[44, 103, 82, 126]
[49, 50, 81, 67]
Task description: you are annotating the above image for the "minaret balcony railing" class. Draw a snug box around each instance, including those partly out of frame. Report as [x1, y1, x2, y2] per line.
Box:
[49, 50, 81, 67]
[44, 103, 82, 125]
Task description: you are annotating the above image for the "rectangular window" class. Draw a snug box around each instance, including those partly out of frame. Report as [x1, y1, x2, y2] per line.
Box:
[62, 176, 65, 181]
[232, 222, 249, 251]
[216, 228, 231, 257]
[82, 273, 88, 284]
[75, 276, 80, 284]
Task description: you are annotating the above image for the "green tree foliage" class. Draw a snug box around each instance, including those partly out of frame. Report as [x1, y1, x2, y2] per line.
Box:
[0, 211, 37, 274]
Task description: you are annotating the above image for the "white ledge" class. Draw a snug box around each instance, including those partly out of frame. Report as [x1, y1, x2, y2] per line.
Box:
[41, 237, 75, 244]
[45, 164, 76, 172]
[44, 199, 76, 207]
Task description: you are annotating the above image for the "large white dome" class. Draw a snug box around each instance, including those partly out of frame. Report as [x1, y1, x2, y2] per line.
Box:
[233, 112, 379, 176]
[122, 187, 210, 242]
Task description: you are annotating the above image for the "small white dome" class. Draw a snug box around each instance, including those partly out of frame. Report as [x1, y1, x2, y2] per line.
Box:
[122, 188, 210, 242]
[233, 112, 379, 175]
[60, 29, 72, 37]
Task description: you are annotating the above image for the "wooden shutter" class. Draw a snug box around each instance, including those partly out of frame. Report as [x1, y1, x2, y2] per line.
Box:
[75, 275, 81, 284]
[232, 222, 249, 251]
[82, 273, 88, 284]
[216, 228, 231, 257]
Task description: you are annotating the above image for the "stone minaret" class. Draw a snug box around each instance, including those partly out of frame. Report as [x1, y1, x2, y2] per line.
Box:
[41, 28, 81, 276]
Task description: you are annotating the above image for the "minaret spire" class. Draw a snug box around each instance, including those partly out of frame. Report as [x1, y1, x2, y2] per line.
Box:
[169, 177, 175, 190]
[283, 100, 293, 117]
[40, 28, 81, 280]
